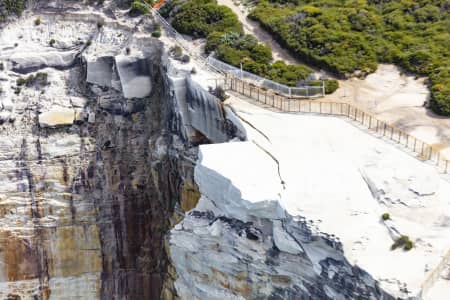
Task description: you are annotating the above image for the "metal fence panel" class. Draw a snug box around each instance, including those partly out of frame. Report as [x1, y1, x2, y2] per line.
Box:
[207, 56, 324, 98]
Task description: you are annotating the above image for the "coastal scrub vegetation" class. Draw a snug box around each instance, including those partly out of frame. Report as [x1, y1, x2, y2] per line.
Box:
[130, 0, 154, 15]
[0, 0, 25, 20]
[249, 0, 450, 115]
[168, 0, 338, 92]
[391, 235, 414, 251]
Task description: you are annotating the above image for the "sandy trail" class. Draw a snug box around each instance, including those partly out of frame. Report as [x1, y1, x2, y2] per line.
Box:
[217, 0, 301, 65]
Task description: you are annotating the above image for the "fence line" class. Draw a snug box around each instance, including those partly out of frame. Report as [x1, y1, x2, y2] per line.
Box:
[224, 76, 450, 175]
[150, 8, 224, 75]
[224, 76, 450, 298]
[150, 6, 450, 297]
[150, 3, 323, 99]
[207, 56, 324, 98]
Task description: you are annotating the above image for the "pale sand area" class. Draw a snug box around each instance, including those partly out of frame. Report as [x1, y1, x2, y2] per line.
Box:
[222, 94, 450, 297]
[325, 64, 450, 159]
[216, 1, 450, 157]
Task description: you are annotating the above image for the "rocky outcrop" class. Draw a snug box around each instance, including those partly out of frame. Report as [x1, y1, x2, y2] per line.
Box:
[168, 144, 397, 300]
[0, 2, 237, 299]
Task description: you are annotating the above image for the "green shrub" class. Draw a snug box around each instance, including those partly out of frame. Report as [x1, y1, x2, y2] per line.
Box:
[250, 44, 272, 65]
[391, 235, 414, 251]
[49, 39, 56, 47]
[16, 72, 49, 87]
[205, 31, 225, 53]
[3, 0, 25, 16]
[381, 213, 390, 221]
[151, 30, 161, 38]
[170, 45, 183, 58]
[324, 79, 339, 94]
[171, 0, 242, 37]
[130, 1, 151, 15]
[210, 86, 229, 102]
[34, 17, 41, 26]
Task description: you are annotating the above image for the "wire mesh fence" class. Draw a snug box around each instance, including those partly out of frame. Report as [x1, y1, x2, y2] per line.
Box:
[207, 56, 324, 98]
[225, 76, 450, 174]
[150, 6, 449, 175]
[151, 9, 223, 74]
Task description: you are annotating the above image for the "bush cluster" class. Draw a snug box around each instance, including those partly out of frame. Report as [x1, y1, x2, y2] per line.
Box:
[170, 0, 335, 91]
[169, 45, 190, 63]
[0, 0, 25, 19]
[249, 0, 450, 115]
[151, 30, 161, 38]
[16, 72, 48, 87]
[130, 0, 153, 15]
[391, 235, 414, 251]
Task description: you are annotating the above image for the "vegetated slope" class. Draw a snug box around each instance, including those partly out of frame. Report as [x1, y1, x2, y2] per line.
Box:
[249, 0, 450, 115]
[0, 0, 25, 20]
[162, 0, 338, 92]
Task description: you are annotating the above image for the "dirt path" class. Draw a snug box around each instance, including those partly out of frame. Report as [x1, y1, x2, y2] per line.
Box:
[217, 0, 301, 65]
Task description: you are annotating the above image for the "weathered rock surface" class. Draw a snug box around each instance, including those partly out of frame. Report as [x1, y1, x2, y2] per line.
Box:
[38, 107, 80, 127]
[168, 96, 450, 299]
[0, 1, 237, 299]
[168, 144, 397, 300]
[2, 2, 448, 300]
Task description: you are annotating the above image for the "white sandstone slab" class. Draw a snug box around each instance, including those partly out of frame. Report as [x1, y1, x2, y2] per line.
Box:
[196, 95, 450, 296]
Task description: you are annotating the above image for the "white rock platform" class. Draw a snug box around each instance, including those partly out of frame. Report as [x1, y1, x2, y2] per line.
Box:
[192, 95, 450, 297]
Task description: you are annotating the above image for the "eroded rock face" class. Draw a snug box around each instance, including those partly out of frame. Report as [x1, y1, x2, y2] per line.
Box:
[0, 2, 227, 298]
[0, 1, 241, 298]
[168, 145, 396, 300]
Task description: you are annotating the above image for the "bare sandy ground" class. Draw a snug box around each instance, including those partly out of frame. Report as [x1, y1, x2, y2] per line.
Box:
[216, 1, 450, 158]
[325, 64, 450, 159]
